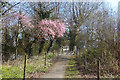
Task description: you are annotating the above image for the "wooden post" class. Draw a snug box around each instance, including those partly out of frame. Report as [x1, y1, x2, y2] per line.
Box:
[84, 53, 87, 74]
[15, 37, 18, 60]
[23, 55, 26, 80]
[74, 46, 77, 56]
[79, 49, 81, 57]
[45, 52, 47, 67]
[62, 46, 63, 54]
[97, 60, 100, 80]
[53, 50, 55, 56]
[15, 48, 17, 60]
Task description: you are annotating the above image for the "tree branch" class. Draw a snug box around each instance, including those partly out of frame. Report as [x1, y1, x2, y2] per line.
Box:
[2, 2, 20, 15]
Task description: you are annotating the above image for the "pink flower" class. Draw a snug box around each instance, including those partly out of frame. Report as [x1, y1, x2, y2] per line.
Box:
[37, 19, 66, 40]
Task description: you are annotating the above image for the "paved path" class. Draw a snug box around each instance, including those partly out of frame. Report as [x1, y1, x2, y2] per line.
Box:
[40, 54, 71, 78]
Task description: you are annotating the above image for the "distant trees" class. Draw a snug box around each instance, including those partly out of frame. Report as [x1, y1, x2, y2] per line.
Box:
[66, 2, 102, 51]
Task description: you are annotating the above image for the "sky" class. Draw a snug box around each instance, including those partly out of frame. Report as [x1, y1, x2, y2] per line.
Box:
[6, 0, 119, 9]
[9, 0, 119, 11]
[107, 0, 119, 11]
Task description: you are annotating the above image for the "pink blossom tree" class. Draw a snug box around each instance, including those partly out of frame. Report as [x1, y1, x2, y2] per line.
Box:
[18, 13, 66, 41]
[4, 12, 66, 54]
[36, 19, 66, 54]
[37, 19, 66, 40]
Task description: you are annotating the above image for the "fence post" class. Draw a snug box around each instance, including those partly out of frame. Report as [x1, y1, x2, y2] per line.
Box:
[79, 49, 81, 57]
[62, 46, 63, 54]
[23, 55, 26, 80]
[97, 60, 100, 80]
[84, 53, 87, 74]
[53, 50, 55, 56]
[45, 52, 47, 67]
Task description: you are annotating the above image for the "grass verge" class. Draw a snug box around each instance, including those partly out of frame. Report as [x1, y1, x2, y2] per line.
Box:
[2, 52, 58, 78]
[65, 56, 81, 78]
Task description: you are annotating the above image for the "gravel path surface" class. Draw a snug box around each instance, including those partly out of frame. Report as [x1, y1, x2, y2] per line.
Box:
[40, 54, 71, 78]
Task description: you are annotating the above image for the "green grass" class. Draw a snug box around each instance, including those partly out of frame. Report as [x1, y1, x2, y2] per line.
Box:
[65, 56, 81, 78]
[2, 64, 50, 78]
[2, 53, 58, 78]
[26, 65, 36, 74]
[2, 66, 23, 78]
[2, 63, 49, 78]
[0, 65, 2, 79]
